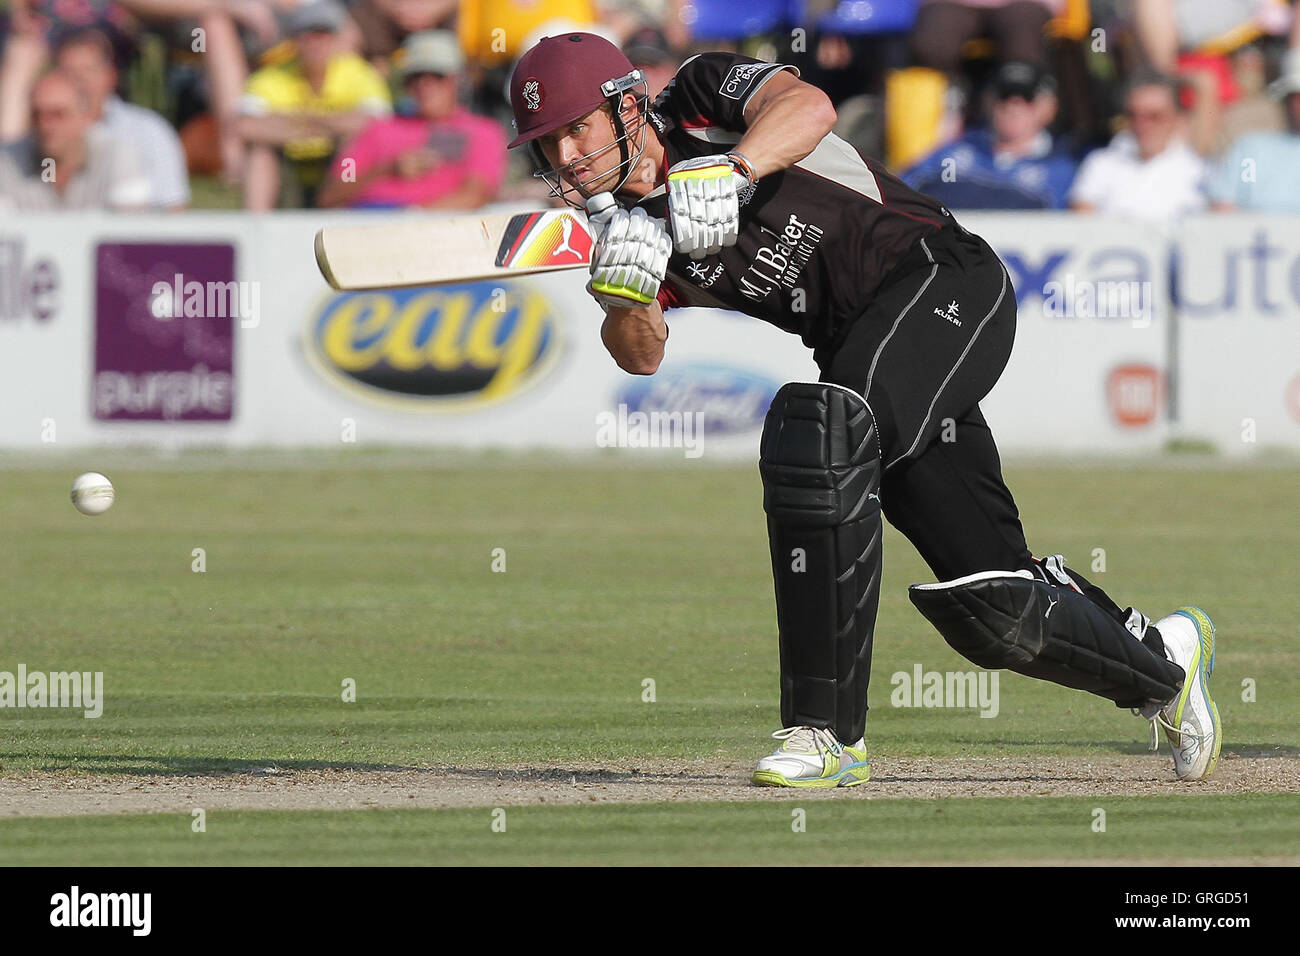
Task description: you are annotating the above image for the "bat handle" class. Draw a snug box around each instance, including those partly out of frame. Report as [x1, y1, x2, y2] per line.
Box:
[585, 192, 617, 241]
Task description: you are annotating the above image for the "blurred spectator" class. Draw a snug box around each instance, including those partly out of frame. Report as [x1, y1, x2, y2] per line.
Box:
[1213, 43, 1286, 154]
[0, 0, 134, 141]
[912, 0, 1063, 74]
[902, 62, 1078, 208]
[237, 0, 392, 210]
[0, 69, 149, 210]
[1070, 71, 1208, 220]
[1, 1, 280, 156]
[54, 27, 189, 210]
[623, 26, 682, 98]
[1210, 49, 1300, 212]
[603, 1, 690, 51]
[1131, 0, 1289, 74]
[899, 0, 1063, 169]
[1130, 0, 1292, 156]
[318, 30, 506, 209]
[349, 0, 458, 65]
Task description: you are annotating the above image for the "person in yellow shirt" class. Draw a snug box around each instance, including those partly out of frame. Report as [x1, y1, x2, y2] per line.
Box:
[237, 0, 392, 210]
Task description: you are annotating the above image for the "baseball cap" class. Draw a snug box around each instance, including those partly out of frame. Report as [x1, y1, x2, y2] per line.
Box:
[992, 61, 1055, 100]
[508, 32, 637, 149]
[624, 27, 676, 67]
[285, 0, 346, 36]
[397, 31, 464, 79]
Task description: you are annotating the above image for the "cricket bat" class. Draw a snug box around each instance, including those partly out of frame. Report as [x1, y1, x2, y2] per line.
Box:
[314, 207, 595, 290]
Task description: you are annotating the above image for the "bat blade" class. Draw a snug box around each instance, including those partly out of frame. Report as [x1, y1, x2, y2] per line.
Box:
[314, 209, 594, 290]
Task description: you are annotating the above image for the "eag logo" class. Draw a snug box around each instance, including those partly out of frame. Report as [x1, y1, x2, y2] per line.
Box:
[307, 281, 562, 410]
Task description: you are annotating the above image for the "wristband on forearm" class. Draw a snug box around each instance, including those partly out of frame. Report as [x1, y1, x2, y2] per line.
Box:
[726, 151, 757, 185]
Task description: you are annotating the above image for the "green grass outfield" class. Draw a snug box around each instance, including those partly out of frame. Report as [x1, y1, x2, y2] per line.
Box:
[1, 453, 1297, 864]
[2, 794, 1296, 866]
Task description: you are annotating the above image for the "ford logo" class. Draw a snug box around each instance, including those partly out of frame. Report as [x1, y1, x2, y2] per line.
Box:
[616, 362, 779, 435]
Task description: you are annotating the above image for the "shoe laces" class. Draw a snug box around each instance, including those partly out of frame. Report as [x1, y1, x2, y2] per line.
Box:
[771, 725, 842, 755]
[1136, 708, 1211, 753]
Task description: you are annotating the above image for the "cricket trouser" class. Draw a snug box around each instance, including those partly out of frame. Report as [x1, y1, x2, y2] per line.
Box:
[818, 219, 1027, 579]
[764, 220, 1181, 744]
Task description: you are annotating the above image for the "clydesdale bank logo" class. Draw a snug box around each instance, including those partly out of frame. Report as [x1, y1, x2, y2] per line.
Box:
[307, 280, 562, 410]
[719, 62, 770, 100]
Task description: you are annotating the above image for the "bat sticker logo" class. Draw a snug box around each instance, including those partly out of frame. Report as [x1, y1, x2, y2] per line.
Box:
[553, 217, 581, 259]
[522, 78, 543, 112]
[495, 211, 592, 268]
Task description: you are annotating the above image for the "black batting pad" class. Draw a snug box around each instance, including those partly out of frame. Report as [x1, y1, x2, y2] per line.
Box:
[909, 571, 1185, 707]
[759, 382, 882, 743]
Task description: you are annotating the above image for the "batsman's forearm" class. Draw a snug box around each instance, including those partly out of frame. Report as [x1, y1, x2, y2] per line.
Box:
[735, 86, 837, 178]
[600, 302, 667, 375]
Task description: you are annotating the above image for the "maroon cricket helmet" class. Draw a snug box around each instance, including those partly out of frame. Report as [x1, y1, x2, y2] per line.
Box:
[508, 33, 637, 149]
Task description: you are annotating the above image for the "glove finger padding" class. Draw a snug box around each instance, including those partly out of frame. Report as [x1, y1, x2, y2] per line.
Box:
[667, 154, 745, 260]
[588, 206, 672, 309]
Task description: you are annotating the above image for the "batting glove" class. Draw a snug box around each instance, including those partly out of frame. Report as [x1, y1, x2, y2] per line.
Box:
[666, 154, 749, 259]
[586, 205, 673, 310]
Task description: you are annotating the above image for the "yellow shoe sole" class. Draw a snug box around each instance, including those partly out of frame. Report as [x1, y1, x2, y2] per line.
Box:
[1172, 606, 1222, 779]
[752, 762, 871, 788]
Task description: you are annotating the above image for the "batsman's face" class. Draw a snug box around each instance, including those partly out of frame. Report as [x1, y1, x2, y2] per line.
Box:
[535, 105, 628, 198]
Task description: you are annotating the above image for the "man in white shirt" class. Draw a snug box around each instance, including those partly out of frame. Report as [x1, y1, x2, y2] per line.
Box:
[1071, 71, 1208, 220]
[54, 27, 191, 211]
[0, 70, 150, 212]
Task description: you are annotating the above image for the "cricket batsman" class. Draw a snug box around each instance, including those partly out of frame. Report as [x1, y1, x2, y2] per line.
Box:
[506, 33, 1221, 786]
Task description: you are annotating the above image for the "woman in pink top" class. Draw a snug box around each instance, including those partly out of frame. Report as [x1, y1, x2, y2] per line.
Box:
[318, 30, 506, 210]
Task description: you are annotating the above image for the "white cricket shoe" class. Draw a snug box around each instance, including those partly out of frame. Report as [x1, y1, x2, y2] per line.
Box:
[752, 725, 870, 788]
[1141, 606, 1222, 780]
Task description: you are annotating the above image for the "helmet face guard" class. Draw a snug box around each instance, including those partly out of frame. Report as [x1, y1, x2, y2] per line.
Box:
[525, 69, 650, 208]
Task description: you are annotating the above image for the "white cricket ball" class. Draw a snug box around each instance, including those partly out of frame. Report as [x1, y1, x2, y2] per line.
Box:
[71, 472, 115, 515]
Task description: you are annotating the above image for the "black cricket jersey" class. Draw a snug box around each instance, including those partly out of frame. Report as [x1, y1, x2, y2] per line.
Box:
[630, 52, 952, 353]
